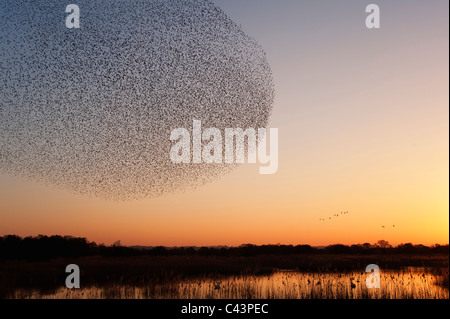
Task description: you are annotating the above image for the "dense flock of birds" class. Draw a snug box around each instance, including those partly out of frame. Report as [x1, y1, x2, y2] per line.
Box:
[0, 0, 274, 200]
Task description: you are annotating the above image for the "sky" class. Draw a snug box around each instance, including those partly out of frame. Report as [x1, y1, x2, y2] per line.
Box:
[0, 0, 448, 246]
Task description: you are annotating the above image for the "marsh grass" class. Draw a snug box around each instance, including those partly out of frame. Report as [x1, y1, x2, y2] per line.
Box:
[2, 254, 448, 299]
[10, 268, 449, 299]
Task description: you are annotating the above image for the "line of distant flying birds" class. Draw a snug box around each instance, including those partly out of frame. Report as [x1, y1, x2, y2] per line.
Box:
[318, 211, 350, 221]
[319, 211, 395, 229]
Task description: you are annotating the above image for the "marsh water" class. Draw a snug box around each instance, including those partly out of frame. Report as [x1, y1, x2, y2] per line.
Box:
[11, 267, 449, 299]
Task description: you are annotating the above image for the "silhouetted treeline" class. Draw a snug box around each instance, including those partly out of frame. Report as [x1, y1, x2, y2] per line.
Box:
[0, 235, 448, 261]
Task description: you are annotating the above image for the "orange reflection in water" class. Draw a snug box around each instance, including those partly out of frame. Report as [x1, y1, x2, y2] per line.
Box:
[11, 268, 449, 299]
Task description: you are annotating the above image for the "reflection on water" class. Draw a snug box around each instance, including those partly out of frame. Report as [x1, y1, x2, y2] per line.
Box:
[12, 268, 449, 299]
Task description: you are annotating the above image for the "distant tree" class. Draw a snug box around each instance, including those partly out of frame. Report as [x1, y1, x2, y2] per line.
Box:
[376, 240, 392, 249]
[397, 243, 414, 254]
[239, 244, 256, 248]
[324, 244, 350, 254]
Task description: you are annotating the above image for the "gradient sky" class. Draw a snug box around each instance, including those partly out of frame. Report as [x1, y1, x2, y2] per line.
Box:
[0, 0, 448, 246]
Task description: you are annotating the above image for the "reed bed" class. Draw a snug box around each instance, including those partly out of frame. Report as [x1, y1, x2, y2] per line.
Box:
[11, 268, 448, 299]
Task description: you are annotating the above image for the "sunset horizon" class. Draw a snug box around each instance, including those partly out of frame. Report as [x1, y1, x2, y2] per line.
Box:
[2, 233, 449, 248]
